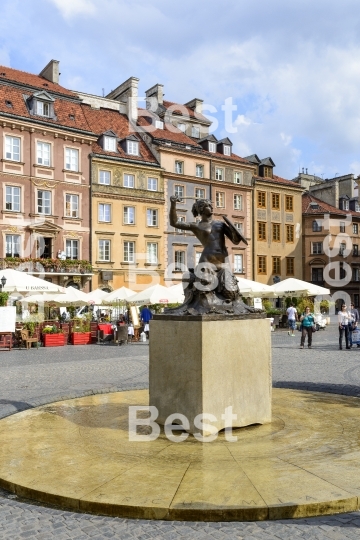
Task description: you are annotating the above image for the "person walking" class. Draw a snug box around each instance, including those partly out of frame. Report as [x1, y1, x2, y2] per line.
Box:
[349, 303, 359, 348]
[338, 303, 351, 350]
[140, 305, 153, 339]
[286, 302, 298, 337]
[300, 306, 315, 349]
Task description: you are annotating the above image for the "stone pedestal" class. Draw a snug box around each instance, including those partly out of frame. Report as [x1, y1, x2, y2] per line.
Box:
[149, 316, 272, 435]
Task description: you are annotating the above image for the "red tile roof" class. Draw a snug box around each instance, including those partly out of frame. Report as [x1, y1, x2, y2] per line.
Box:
[255, 174, 303, 188]
[162, 100, 210, 123]
[302, 192, 359, 216]
[82, 105, 158, 164]
[137, 110, 202, 146]
[0, 65, 76, 96]
[0, 85, 92, 132]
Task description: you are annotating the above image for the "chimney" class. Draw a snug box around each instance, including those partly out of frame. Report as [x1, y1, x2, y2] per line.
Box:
[106, 77, 139, 123]
[306, 168, 308, 174]
[145, 84, 164, 112]
[184, 98, 204, 114]
[302, 167, 304, 174]
[39, 59, 60, 84]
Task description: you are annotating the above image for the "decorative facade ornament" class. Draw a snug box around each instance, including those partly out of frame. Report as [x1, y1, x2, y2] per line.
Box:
[3, 226, 21, 233]
[31, 180, 58, 188]
[66, 231, 81, 238]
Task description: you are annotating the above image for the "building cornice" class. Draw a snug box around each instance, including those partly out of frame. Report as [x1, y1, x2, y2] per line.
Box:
[0, 112, 95, 138]
[91, 153, 161, 168]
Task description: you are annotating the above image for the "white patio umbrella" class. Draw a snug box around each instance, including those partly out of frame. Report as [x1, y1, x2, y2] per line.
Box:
[269, 278, 330, 298]
[22, 287, 89, 306]
[0, 269, 64, 293]
[129, 284, 180, 305]
[103, 286, 136, 302]
[236, 277, 275, 297]
[86, 288, 108, 304]
[167, 283, 185, 303]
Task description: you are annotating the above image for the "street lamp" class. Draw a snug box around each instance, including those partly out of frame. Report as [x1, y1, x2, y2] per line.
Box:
[0, 276, 7, 291]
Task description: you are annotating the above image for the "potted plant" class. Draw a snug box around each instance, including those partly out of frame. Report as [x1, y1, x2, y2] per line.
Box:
[42, 326, 65, 347]
[70, 315, 92, 345]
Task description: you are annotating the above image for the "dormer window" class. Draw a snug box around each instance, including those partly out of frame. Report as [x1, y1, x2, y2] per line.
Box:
[223, 145, 231, 156]
[36, 101, 50, 117]
[178, 123, 186, 132]
[209, 142, 216, 153]
[342, 200, 349, 210]
[127, 140, 139, 155]
[155, 120, 164, 129]
[192, 126, 200, 138]
[104, 136, 117, 152]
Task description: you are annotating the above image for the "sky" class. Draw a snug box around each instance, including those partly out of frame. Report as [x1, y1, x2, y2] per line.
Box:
[1, 0, 360, 180]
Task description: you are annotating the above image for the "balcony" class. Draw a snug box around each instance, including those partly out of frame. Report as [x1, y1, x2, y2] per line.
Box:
[0, 257, 92, 275]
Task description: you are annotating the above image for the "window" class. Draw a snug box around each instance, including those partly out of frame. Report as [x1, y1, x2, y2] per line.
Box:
[342, 200, 349, 210]
[286, 257, 294, 276]
[99, 170, 110, 185]
[353, 224, 358, 234]
[312, 220, 322, 232]
[175, 185, 184, 200]
[353, 268, 360, 282]
[5, 186, 20, 211]
[234, 222, 243, 233]
[5, 136, 20, 161]
[37, 190, 51, 215]
[65, 194, 79, 218]
[147, 177, 158, 191]
[272, 193, 280, 209]
[175, 250, 185, 271]
[258, 222, 266, 241]
[177, 123, 186, 132]
[104, 136, 116, 152]
[195, 252, 201, 265]
[36, 141, 51, 166]
[36, 101, 50, 117]
[209, 142, 216, 153]
[65, 148, 79, 171]
[272, 223, 280, 242]
[355, 294, 360, 307]
[124, 241, 135, 263]
[340, 221, 346, 233]
[312, 242, 323, 254]
[272, 257, 281, 274]
[339, 242, 346, 256]
[124, 206, 135, 225]
[223, 145, 231, 156]
[176, 216, 186, 233]
[147, 209, 158, 227]
[195, 188, 205, 199]
[99, 203, 111, 222]
[196, 164, 204, 178]
[155, 120, 164, 129]
[215, 168, 223, 181]
[233, 194, 242, 210]
[98, 239, 110, 261]
[257, 191, 266, 208]
[147, 243, 158, 264]
[175, 161, 184, 174]
[258, 256, 267, 274]
[285, 195, 293, 211]
[356, 203, 360, 212]
[263, 166, 272, 178]
[354, 244, 359, 256]
[234, 254, 243, 273]
[5, 235, 20, 257]
[66, 239, 78, 260]
[234, 171, 242, 184]
[192, 126, 200, 138]
[216, 192, 225, 208]
[286, 224, 294, 242]
[127, 140, 139, 155]
[312, 268, 323, 282]
[124, 174, 135, 188]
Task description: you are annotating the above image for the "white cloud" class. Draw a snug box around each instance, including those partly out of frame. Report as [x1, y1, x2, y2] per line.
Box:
[235, 115, 252, 127]
[47, 0, 96, 19]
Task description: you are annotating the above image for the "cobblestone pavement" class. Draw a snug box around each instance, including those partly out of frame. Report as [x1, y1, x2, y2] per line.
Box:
[2, 327, 360, 539]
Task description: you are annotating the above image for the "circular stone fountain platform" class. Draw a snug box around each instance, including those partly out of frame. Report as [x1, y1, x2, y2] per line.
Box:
[1, 388, 360, 521]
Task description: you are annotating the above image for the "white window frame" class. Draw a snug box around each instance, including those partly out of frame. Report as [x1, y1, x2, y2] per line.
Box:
[66, 239, 79, 260]
[98, 239, 111, 262]
[175, 161, 184, 174]
[208, 141, 216, 153]
[177, 123, 186, 132]
[312, 242, 323, 255]
[174, 185, 184, 200]
[223, 145, 231, 156]
[147, 177, 158, 191]
[353, 223, 358, 234]
[234, 194, 242, 210]
[234, 222, 243, 233]
[5, 234, 21, 257]
[5, 135, 21, 162]
[155, 120, 164, 129]
[65, 147, 79, 172]
[192, 126, 200, 138]
[234, 254, 243, 273]
[124, 241, 135, 263]
[147, 209, 158, 227]
[37, 190, 52, 215]
[234, 171, 242, 184]
[65, 194, 79, 218]
[104, 136, 116, 152]
[196, 164, 204, 178]
[147, 243, 158, 264]
[36, 141, 51, 166]
[127, 140, 139, 155]
[174, 250, 186, 271]
[5, 186, 20, 212]
[195, 188, 205, 199]
[99, 203, 111, 223]
[216, 192, 225, 208]
[176, 215, 186, 233]
[215, 168, 223, 181]
[124, 174, 135, 188]
[36, 101, 50, 117]
[124, 206, 135, 225]
[99, 170, 111, 185]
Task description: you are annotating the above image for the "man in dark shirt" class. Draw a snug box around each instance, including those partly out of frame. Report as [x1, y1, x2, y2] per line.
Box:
[349, 303, 359, 347]
[141, 305, 153, 338]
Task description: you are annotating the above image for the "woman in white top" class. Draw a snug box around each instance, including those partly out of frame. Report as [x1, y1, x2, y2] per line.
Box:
[338, 303, 351, 350]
